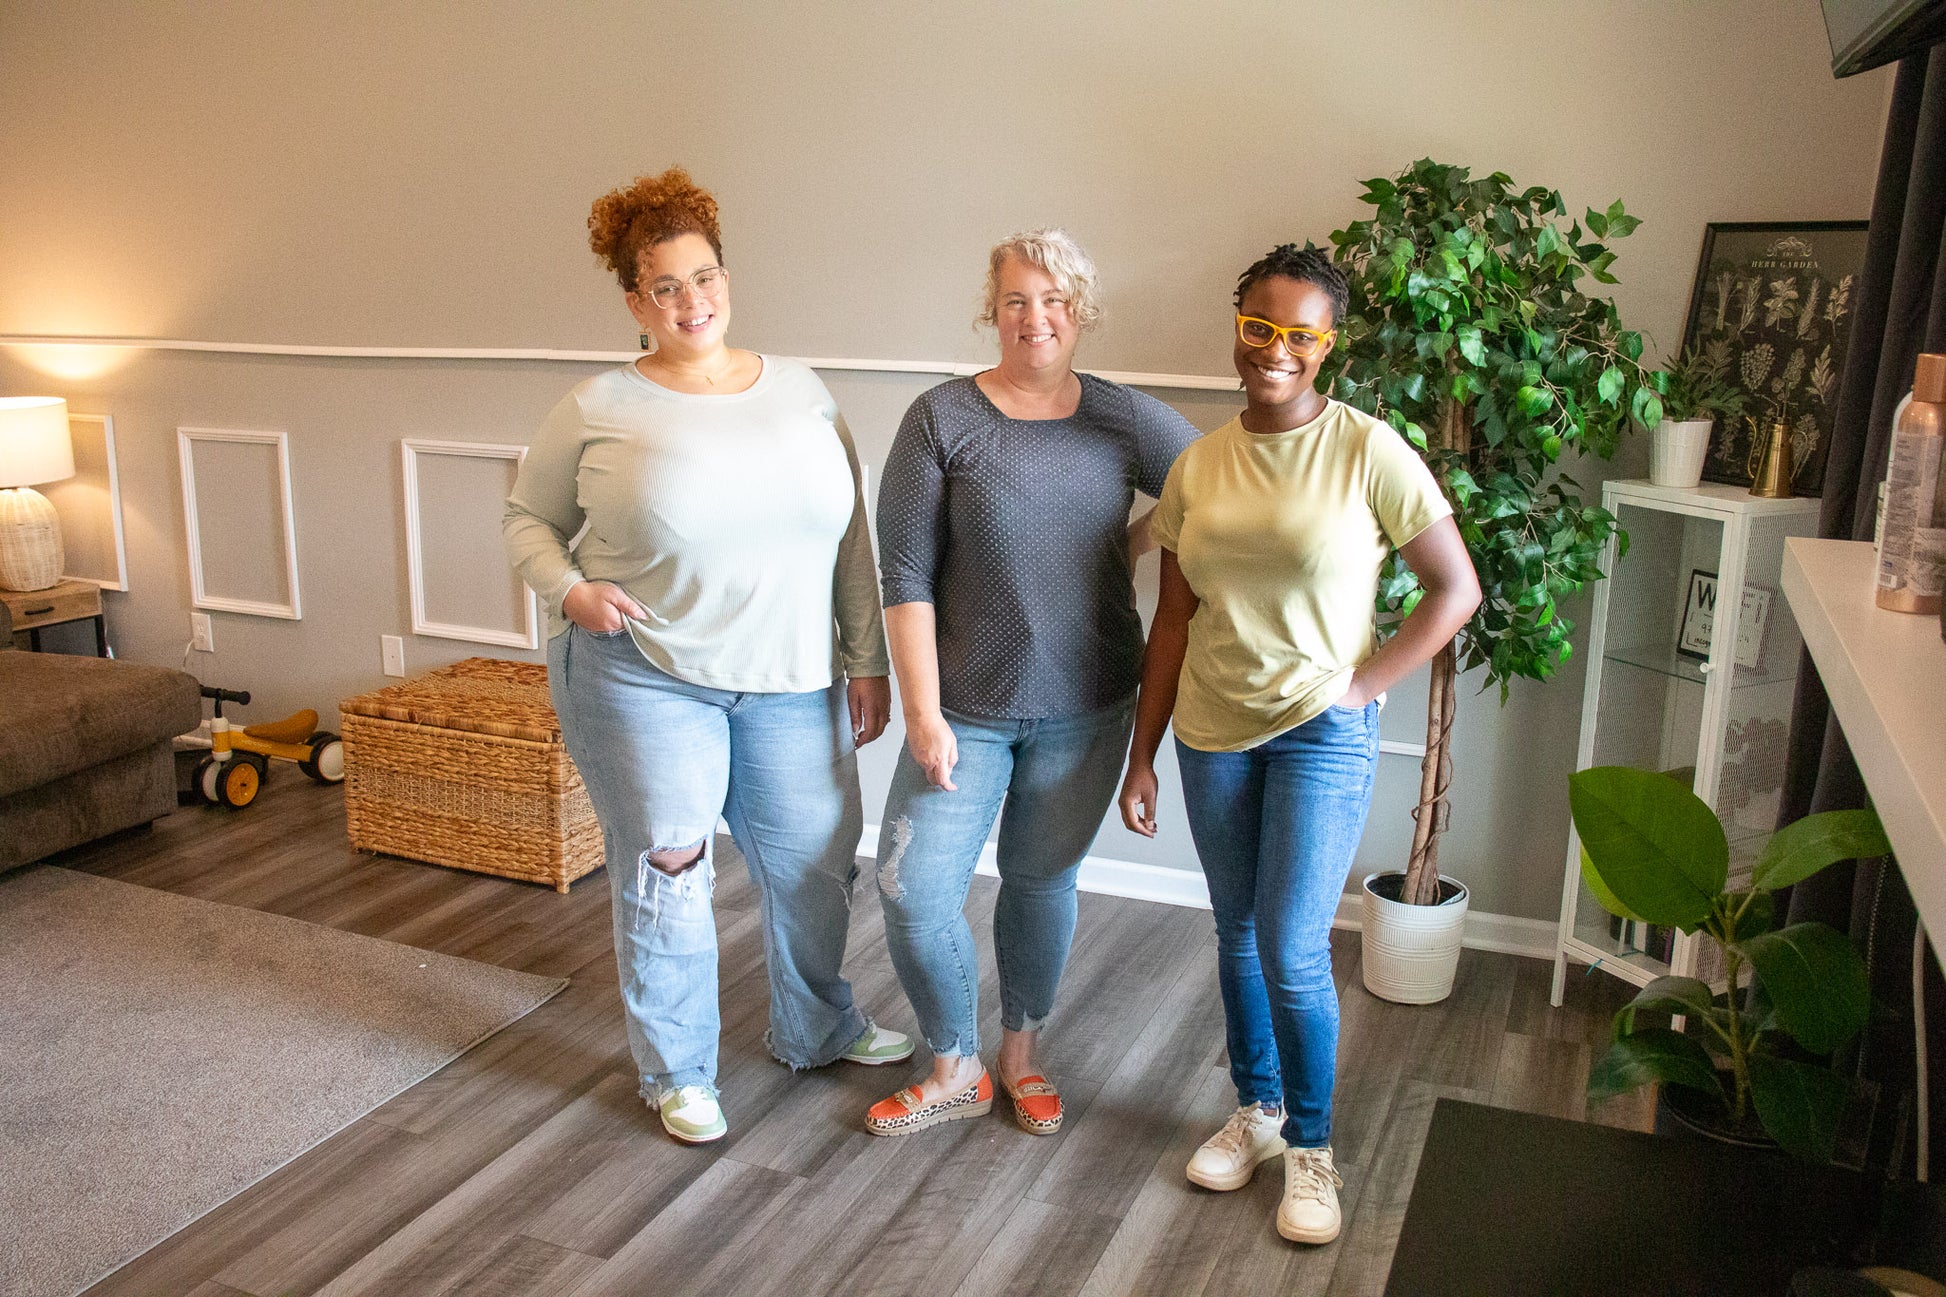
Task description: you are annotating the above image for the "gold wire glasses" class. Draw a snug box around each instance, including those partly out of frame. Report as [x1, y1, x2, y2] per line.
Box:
[1236, 314, 1334, 357]
[645, 266, 728, 309]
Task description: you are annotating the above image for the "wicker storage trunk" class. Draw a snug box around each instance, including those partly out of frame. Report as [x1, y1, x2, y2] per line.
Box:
[341, 657, 602, 893]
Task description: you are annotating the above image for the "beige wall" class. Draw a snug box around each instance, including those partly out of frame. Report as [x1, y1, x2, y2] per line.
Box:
[0, 2, 1892, 922]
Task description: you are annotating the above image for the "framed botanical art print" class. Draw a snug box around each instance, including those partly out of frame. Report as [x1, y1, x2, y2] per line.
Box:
[1677, 221, 1869, 496]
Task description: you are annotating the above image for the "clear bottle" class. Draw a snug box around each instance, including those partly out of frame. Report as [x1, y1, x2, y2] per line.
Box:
[1875, 352, 1946, 614]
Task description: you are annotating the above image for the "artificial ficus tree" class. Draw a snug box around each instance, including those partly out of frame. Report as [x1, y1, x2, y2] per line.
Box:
[1321, 159, 1662, 905]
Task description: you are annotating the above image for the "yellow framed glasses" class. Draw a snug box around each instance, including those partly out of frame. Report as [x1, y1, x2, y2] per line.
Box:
[1236, 314, 1334, 357]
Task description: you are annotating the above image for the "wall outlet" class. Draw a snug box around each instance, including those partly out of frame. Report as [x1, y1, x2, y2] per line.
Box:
[189, 612, 214, 653]
[381, 634, 406, 677]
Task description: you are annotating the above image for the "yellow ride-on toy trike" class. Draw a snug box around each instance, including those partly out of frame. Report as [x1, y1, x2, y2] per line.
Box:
[192, 686, 345, 809]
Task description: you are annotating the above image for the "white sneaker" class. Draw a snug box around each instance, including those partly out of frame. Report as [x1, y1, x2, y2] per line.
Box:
[656, 1084, 727, 1144]
[1186, 1103, 1288, 1191]
[1276, 1146, 1343, 1244]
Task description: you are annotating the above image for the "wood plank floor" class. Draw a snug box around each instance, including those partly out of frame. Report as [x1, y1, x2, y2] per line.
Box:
[48, 773, 1649, 1296]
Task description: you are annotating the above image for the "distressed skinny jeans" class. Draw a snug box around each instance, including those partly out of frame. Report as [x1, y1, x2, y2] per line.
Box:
[548, 623, 869, 1101]
[1175, 701, 1380, 1148]
[874, 699, 1134, 1058]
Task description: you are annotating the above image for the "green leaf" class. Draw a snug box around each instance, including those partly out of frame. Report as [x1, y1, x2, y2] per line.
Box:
[1456, 325, 1486, 367]
[1597, 366, 1623, 405]
[1747, 1053, 1848, 1162]
[1569, 767, 1725, 929]
[1579, 844, 1642, 922]
[1515, 385, 1554, 416]
[1740, 923, 1869, 1055]
[1585, 207, 1609, 238]
[1631, 384, 1664, 429]
[1615, 975, 1716, 1035]
[1588, 1028, 1722, 1101]
[1750, 809, 1891, 891]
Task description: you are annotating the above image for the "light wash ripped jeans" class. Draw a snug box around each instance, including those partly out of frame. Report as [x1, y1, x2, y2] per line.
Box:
[548, 623, 870, 1101]
[874, 698, 1134, 1058]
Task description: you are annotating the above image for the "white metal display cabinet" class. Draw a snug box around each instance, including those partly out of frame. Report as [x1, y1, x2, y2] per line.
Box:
[1551, 480, 1820, 1006]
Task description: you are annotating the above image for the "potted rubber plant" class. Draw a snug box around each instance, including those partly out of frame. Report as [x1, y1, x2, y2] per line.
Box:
[1648, 341, 1746, 488]
[1569, 764, 1887, 1161]
[1322, 159, 1660, 1003]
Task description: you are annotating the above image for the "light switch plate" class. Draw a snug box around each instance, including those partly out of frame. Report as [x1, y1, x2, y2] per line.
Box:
[381, 634, 405, 677]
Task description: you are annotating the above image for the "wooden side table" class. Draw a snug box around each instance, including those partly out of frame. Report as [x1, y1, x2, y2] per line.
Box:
[1, 579, 107, 655]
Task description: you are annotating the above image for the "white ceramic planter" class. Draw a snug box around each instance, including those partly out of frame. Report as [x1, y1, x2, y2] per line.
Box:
[1360, 872, 1469, 1004]
[1649, 418, 1712, 488]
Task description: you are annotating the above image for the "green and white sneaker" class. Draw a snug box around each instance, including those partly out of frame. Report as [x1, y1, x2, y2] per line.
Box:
[841, 1022, 915, 1066]
[656, 1085, 727, 1144]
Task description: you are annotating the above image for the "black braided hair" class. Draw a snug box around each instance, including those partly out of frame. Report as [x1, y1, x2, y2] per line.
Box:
[1233, 243, 1349, 325]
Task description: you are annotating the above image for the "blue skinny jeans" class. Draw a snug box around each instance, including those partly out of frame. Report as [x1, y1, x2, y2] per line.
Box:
[1175, 700, 1380, 1147]
[873, 699, 1134, 1058]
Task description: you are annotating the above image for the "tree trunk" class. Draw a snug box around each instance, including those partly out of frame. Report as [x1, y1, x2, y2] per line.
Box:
[1402, 643, 1458, 904]
[1400, 396, 1471, 906]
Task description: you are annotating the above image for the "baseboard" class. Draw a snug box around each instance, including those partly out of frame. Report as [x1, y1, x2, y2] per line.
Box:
[854, 823, 1557, 961]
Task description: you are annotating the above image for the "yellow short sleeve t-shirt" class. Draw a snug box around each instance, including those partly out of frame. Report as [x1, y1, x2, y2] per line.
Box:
[1150, 400, 1452, 752]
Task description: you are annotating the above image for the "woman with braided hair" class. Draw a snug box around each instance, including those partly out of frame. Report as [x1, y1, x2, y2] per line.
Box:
[1118, 243, 1479, 1243]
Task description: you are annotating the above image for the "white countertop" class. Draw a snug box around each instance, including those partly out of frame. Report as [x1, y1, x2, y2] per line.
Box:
[1782, 538, 1945, 962]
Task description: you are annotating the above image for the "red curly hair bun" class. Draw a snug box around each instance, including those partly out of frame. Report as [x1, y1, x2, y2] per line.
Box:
[588, 167, 722, 292]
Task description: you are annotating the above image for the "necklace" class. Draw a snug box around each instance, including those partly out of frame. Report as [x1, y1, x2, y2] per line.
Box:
[642, 352, 731, 389]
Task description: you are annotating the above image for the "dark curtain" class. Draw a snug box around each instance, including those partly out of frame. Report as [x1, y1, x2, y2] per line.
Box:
[1780, 44, 1946, 1180]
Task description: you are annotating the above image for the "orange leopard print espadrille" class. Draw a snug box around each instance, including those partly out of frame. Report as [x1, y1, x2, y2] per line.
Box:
[864, 1071, 993, 1136]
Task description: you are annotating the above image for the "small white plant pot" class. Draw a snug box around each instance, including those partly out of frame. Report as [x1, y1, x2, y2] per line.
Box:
[1360, 872, 1469, 1005]
[1649, 418, 1713, 489]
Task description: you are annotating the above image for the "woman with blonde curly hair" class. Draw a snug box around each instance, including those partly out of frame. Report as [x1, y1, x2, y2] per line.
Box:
[863, 229, 1199, 1137]
[505, 167, 910, 1145]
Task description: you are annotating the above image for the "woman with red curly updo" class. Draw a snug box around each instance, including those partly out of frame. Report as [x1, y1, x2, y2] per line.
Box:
[505, 167, 909, 1145]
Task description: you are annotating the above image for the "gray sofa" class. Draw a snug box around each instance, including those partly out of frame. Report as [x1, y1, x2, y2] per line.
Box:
[0, 606, 202, 871]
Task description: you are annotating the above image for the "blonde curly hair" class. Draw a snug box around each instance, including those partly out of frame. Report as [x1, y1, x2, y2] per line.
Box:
[587, 167, 722, 293]
[977, 228, 1102, 331]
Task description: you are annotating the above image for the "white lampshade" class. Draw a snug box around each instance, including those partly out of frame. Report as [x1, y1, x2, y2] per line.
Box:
[0, 397, 74, 488]
[0, 396, 74, 591]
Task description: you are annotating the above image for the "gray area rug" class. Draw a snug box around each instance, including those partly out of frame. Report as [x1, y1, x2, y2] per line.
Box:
[0, 866, 567, 1297]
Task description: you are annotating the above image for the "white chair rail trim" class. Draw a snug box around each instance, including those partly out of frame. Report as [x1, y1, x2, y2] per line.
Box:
[0, 334, 1239, 392]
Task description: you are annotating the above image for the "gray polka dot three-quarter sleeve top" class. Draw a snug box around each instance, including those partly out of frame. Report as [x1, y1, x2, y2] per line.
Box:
[876, 373, 1200, 719]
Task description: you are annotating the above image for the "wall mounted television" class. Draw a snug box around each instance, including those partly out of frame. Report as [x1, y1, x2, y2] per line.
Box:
[1823, 0, 1946, 76]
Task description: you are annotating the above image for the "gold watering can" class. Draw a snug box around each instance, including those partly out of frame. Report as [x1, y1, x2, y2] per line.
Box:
[1745, 418, 1799, 498]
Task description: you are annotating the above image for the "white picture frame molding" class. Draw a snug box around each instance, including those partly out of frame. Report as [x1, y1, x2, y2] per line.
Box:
[177, 427, 302, 620]
[401, 438, 538, 649]
[52, 412, 129, 590]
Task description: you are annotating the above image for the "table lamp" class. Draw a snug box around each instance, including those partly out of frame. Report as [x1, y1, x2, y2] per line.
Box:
[0, 396, 76, 592]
